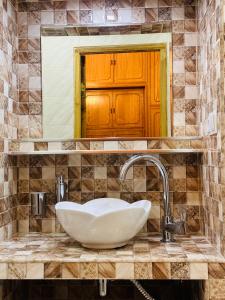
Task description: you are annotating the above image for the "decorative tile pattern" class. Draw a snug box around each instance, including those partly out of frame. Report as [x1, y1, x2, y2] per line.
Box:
[16, 152, 203, 235]
[198, 0, 225, 258]
[0, 2, 225, 297]
[0, 0, 18, 241]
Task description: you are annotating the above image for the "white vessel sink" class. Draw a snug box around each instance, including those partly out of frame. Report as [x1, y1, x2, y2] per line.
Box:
[55, 198, 151, 249]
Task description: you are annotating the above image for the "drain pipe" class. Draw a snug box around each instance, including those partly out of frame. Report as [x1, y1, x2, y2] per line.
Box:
[99, 280, 156, 300]
[99, 279, 107, 297]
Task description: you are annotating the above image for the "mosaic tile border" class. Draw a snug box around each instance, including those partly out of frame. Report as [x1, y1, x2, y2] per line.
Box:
[0, 261, 212, 279]
[8, 138, 204, 154]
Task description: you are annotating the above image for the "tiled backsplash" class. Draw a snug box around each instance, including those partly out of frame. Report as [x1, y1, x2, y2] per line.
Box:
[0, 0, 18, 140]
[198, 0, 225, 255]
[0, 0, 18, 240]
[0, 152, 17, 239]
[17, 0, 199, 138]
[17, 153, 203, 235]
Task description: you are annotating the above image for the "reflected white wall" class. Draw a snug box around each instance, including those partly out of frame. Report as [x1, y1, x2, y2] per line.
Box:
[41, 33, 172, 138]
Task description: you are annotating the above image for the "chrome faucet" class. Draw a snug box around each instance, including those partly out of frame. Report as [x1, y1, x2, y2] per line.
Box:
[56, 175, 67, 202]
[119, 154, 186, 242]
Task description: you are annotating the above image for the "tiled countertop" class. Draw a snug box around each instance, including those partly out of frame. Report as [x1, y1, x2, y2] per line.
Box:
[0, 233, 224, 280]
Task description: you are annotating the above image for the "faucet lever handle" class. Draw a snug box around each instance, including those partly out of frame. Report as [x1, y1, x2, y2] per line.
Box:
[178, 207, 186, 222]
[174, 220, 186, 235]
[174, 207, 186, 235]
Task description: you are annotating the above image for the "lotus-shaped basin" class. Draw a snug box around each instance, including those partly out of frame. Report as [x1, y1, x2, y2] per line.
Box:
[55, 198, 151, 249]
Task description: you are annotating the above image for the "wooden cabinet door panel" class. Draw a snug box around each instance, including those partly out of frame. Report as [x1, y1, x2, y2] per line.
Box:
[85, 54, 114, 88]
[86, 129, 113, 138]
[113, 89, 144, 128]
[149, 107, 161, 137]
[149, 51, 160, 106]
[114, 52, 146, 84]
[86, 91, 112, 129]
[113, 129, 144, 137]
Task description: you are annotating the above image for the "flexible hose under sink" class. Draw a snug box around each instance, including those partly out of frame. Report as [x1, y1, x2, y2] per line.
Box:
[131, 280, 156, 300]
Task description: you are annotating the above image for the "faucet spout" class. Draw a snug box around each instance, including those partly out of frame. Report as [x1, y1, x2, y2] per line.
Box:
[120, 154, 170, 217]
[120, 154, 185, 242]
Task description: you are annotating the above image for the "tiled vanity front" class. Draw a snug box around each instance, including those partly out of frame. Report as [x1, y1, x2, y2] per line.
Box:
[0, 233, 223, 280]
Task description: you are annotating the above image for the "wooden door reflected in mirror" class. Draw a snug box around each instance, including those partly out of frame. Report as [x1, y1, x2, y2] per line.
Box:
[80, 50, 165, 138]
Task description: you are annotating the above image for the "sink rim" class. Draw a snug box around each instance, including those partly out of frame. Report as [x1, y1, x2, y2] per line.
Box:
[55, 197, 151, 217]
[55, 197, 151, 249]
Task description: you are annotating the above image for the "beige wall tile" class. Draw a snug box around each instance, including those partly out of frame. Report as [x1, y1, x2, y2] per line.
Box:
[104, 141, 118, 150]
[94, 167, 107, 179]
[133, 179, 146, 192]
[68, 154, 81, 166]
[0, 263, 7, 279]
[26, 263, 44, 279]
[173, 166, 186, 179]
[116, 263, 134, 279]
[8, 263, 27, 279]
[190, 263, 208, 280]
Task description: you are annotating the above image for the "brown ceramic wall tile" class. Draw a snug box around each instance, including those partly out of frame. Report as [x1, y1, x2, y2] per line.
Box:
[44, 262, 61, 279]
[34, 142, 48, 151]
[208, 264, 225, 279]
[98, 263, 116, 279]
[198, 0, 225, 256]
[62, 263, 80, 279]
[152, 262, 171, 279]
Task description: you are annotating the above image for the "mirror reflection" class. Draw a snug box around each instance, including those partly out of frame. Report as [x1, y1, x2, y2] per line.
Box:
[41, 32, 172, 139]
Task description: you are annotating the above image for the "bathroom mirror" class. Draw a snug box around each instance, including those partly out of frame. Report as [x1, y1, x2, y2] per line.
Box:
[41, 25, 172, 139]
